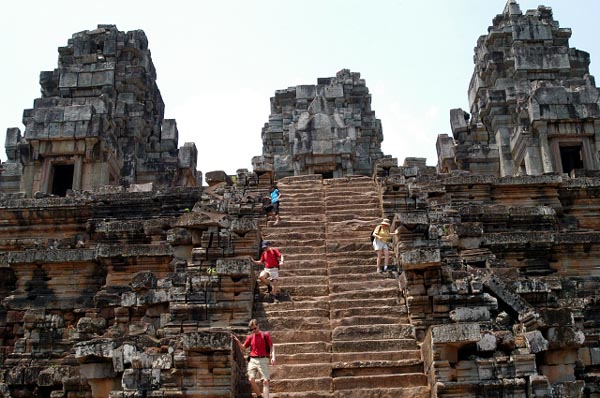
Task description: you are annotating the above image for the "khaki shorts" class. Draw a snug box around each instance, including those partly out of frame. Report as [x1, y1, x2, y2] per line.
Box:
[260, 268, 279, 280]
[248, 357, 270, 380]
[373, 238, 389, 251]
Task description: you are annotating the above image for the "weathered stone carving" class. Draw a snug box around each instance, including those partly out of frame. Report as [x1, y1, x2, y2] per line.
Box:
[438, 1, 600, 178]
[1, 25, 201, 197]
[252, 69, 386, 178]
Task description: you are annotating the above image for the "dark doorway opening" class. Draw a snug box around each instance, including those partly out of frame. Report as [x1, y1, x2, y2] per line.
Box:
[320, 171, 334, 179]
[51, 164, 74, 196]
[560, 145, 583, 174]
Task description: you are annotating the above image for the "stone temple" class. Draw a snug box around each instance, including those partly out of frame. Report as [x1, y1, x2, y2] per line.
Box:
[0, 1, 600, 398]
[252, 69, 384, 179]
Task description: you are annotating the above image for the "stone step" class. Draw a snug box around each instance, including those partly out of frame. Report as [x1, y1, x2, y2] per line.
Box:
[332, 324, 415, 341]
[271, 391, 331, 398]
[332, 386, 431, 398]
[279, 245, 327, 255]
[332, 373, 429, 390]
[268, 217, 326, 226]
[328, 271, 398, 283]
[280, 205, 327, 214]
[273, 363, 332, 379]
[280, 253, 328, 262]
[325, 201, 379, 209]
[328, 263, 379, 273]
[325, 186, 377, 194]
[279, 283, 329, 297]
[274, 352, 332, 365]
[269, 329, 331, 344]
[276, 268, 327, 277]
[331, 350, 424, 366]
[325, 201, 378, 209]
[328, 263, 386, 273]
[327, 214, 386, 223]
[327, 259, 378, 269]
[330, 315, 406, 328]
[331, 350, 422, 363]
[285, 294, 331, 302]
[277, 259, 328, 268]
[275, 341, 332, 355]
[328, 280, 398, 294]
[263, 231, 325, 241]
[325, 209, 380, 218]
[260, 306, 330, 319]
[332, 358, 424, 374]
[324, 241, 372, 252]
[279, 268, 328, 278]
[277, 275, 328, 286]
[332, 338, 419, 353]
[330, 305, 407, 320]
[329, 297, 402, 310]
[270, 376, 332, 394]
[324, 179, 374, 186]
[259, 300, 329, 311]
[269, 316, 331, 331]
[328, 287, 399, 301]
[326, 250, 376, 260]
[281, 194, 324, 201]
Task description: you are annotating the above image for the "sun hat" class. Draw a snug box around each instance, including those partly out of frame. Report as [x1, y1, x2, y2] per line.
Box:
[381, 219, 390, 226]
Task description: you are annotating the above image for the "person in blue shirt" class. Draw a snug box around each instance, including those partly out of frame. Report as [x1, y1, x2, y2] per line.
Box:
[269, 183, 281, 225]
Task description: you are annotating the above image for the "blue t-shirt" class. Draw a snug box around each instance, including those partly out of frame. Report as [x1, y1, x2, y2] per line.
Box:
[270, 188, 280, 204]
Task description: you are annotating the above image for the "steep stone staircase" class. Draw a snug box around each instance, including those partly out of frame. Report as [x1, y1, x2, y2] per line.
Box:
[254, 175, 429, 398]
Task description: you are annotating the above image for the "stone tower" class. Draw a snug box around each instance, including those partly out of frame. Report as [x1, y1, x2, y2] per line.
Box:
[252, 69, 385, 179]
[1, 25, 200, 197]
[437, 0, 600, 177]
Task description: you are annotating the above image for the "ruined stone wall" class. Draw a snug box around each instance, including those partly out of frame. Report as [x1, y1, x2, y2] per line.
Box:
[0, 169, 267, 398]
[253, 69, 385, 179]
[438, 1, 600, 178]
[376, 158, 600, 397]
[1, 25, 200, 197]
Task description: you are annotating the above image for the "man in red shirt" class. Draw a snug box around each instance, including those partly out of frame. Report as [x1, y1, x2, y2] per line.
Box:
[251, 241, 283, 300]
[233, 319, 275, 398]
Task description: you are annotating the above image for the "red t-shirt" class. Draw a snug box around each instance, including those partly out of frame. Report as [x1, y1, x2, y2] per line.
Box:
[260, 248, 281, 269]
[243, 331, 272, 357]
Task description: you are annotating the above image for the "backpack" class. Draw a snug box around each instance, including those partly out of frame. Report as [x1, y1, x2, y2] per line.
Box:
[370, 225, 380, 243]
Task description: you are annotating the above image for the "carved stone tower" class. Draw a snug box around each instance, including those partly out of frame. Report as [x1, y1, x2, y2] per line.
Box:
[437, 1, 600, 177]
[1, 25, 199, 197]
[252, 69, 385, 179]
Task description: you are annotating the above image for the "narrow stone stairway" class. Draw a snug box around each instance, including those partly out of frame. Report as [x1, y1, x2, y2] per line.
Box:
[324, 176, 429, 398]
[257, 175, 333, 397]
[254, 175, 429, 398]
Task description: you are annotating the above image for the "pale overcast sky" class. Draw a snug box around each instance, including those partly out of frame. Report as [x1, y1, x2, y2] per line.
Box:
[1, 1, 599, 176]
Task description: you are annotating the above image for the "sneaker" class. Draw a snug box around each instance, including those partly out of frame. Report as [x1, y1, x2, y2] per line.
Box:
[383, 266, 388, 272]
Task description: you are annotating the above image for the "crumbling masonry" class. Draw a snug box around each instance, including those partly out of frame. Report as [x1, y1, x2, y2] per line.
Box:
[1, 1, 600, 398]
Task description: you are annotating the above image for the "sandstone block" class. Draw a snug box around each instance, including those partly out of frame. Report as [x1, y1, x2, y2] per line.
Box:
[431, 323, 480, 344]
